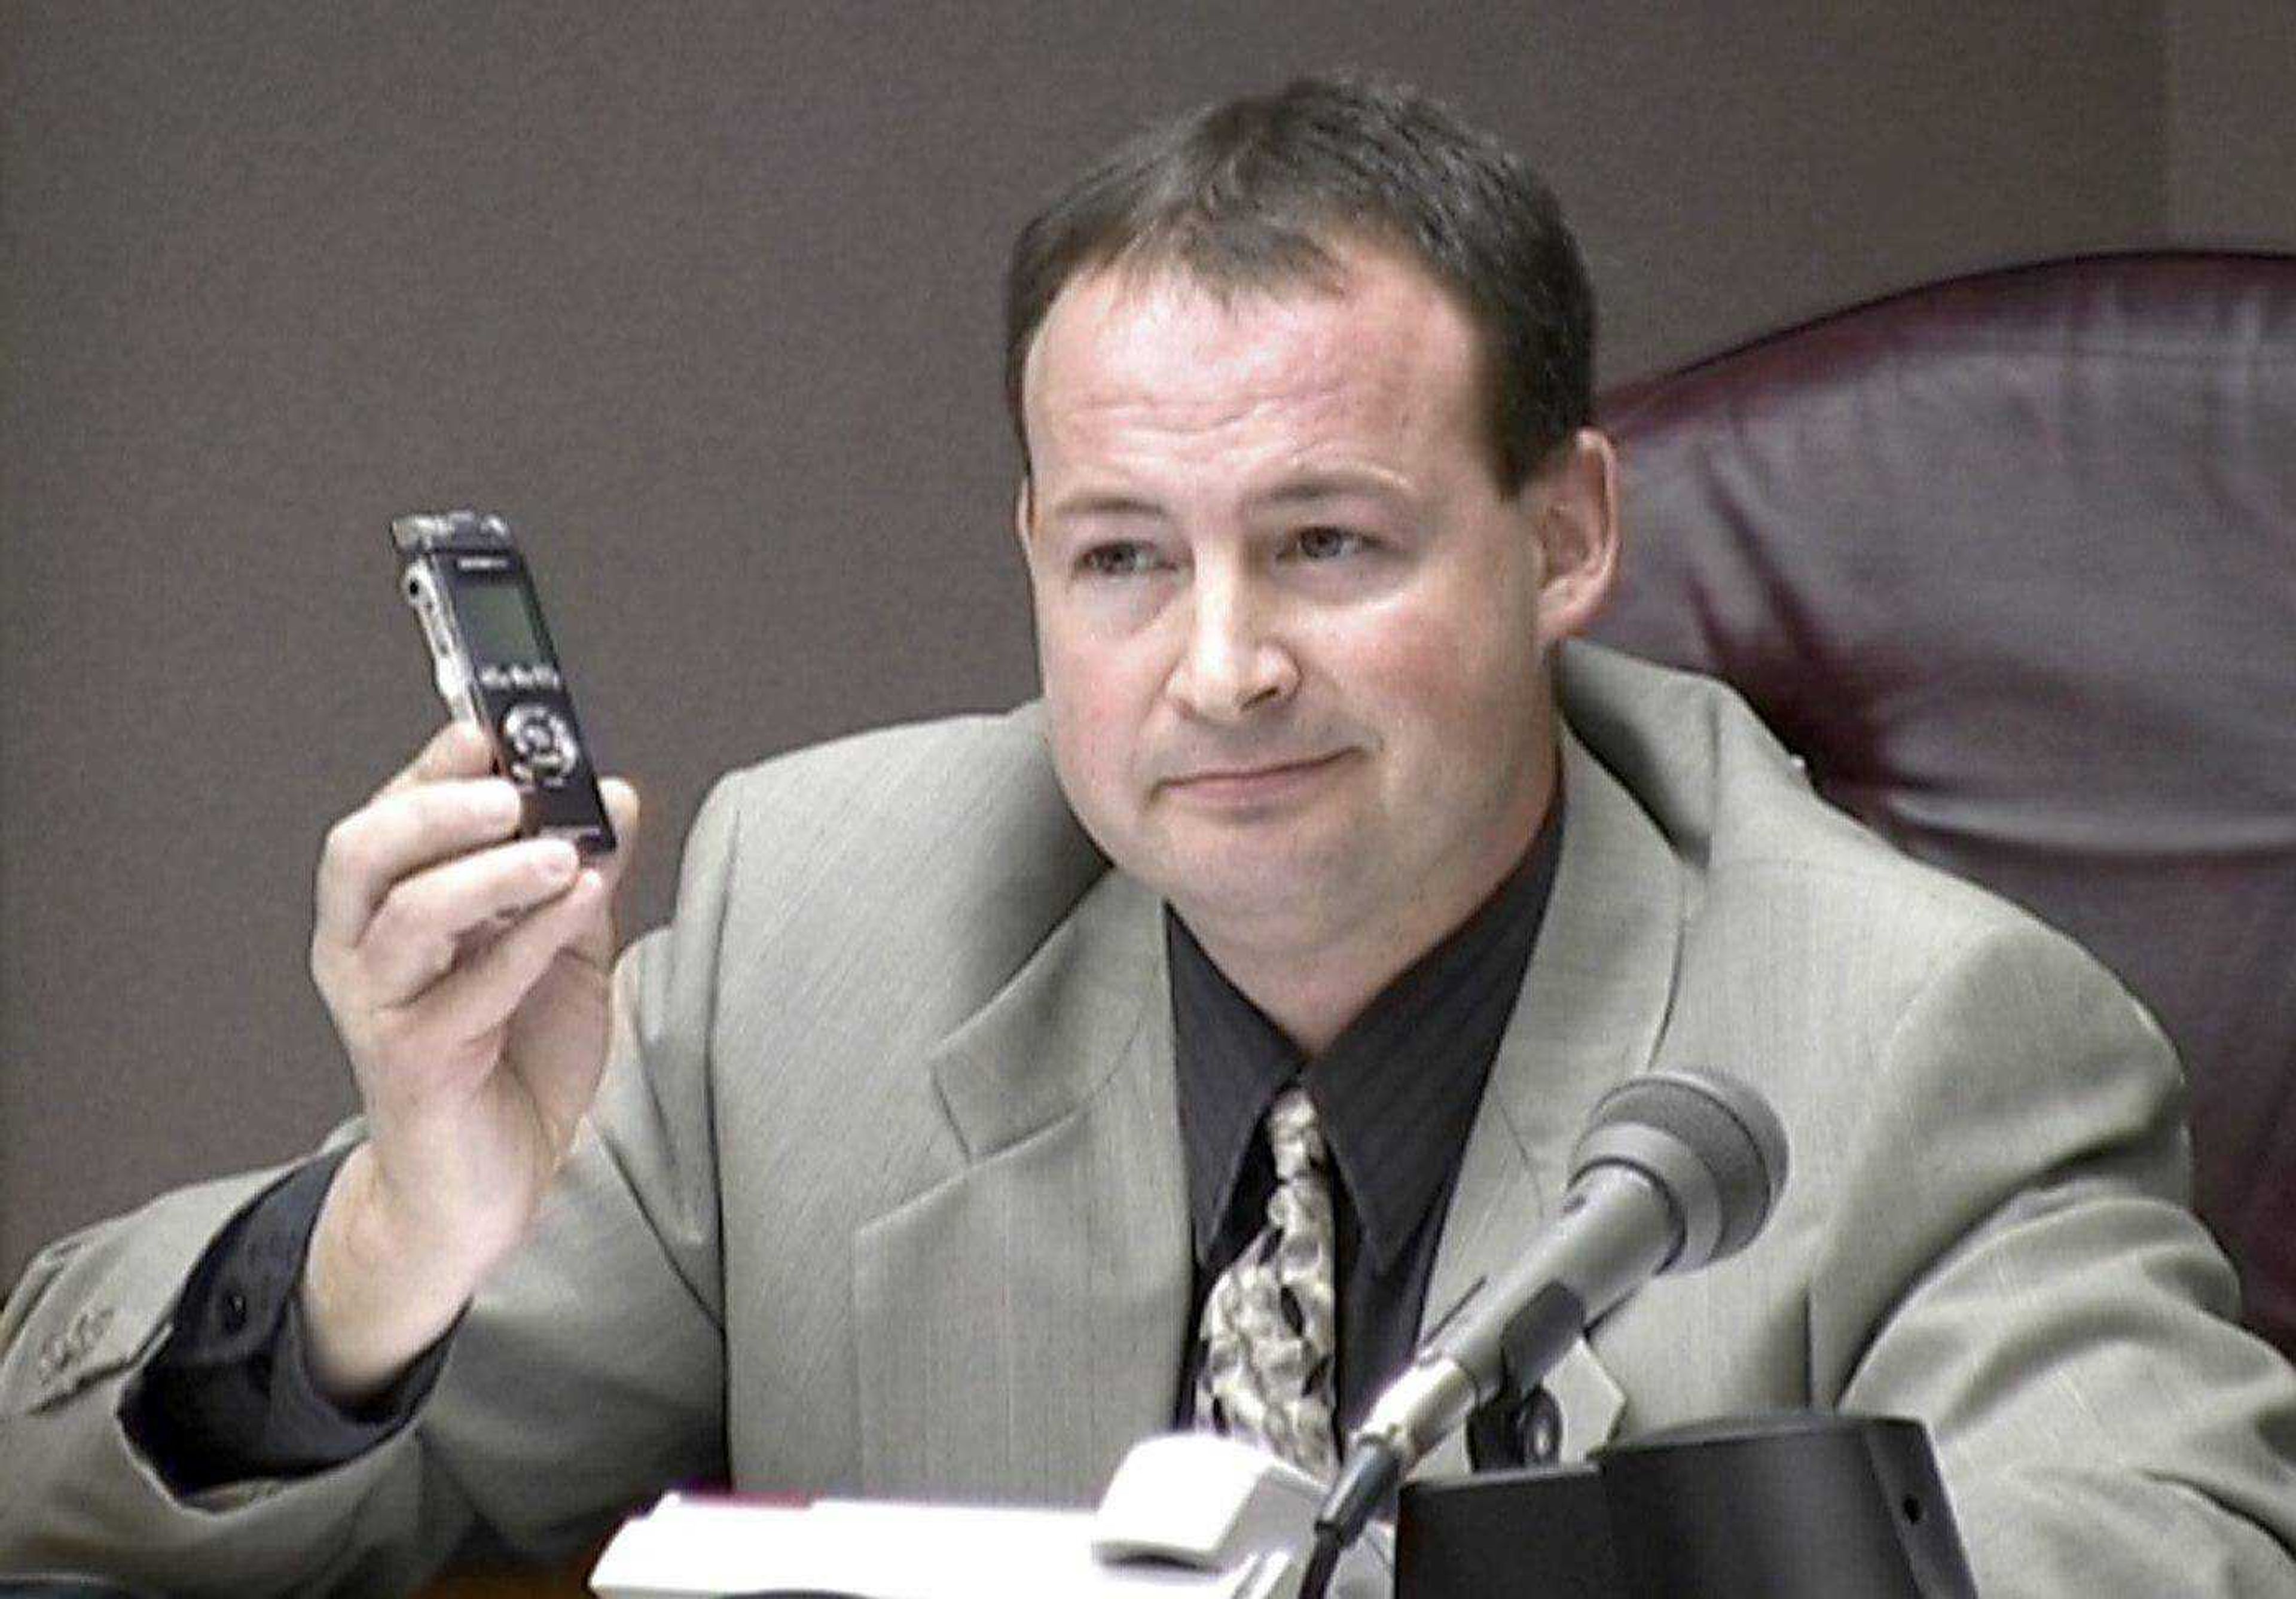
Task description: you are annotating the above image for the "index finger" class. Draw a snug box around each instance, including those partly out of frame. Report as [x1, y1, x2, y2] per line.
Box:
[314, 777, 528, 949]
[374, 720, 496, 802]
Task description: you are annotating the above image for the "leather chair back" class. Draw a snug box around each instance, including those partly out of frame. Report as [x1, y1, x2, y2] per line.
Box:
[1590, 253, 2296, 1362]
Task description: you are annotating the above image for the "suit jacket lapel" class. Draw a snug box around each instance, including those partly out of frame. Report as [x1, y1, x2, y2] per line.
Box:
[853, 868, 1190, 1504]
[854, 719, 1684, 1496]
[1416, 724, 1686, 1474]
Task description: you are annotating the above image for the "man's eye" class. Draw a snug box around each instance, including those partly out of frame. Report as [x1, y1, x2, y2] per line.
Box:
[1076, 542, 1164, 577]
[1292, 526, 1367, 561]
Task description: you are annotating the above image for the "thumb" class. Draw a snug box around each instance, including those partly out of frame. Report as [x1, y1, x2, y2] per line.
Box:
[592, 777, 642, 893]
[566, 777, 640, 967]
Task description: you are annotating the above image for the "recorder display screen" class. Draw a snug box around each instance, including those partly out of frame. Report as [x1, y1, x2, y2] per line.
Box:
[454, 577, 549, 666]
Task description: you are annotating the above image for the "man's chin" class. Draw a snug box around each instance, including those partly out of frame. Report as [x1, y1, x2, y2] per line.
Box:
[1143, 836, 1375, 936]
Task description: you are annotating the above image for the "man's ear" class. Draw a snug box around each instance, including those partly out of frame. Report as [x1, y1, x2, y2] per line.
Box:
[1531, 428, 1623, 647]
[1013, 475, 1035, 551]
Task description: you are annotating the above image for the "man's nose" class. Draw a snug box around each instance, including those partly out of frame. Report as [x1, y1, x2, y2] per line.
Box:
[1168, 574, 1299, 722]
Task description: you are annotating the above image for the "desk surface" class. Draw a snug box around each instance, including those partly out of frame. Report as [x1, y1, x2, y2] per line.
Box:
[418, 1556, 596, 1598]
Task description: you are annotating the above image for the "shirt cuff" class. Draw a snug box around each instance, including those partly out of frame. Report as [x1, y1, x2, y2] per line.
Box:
[124, 1145, 457, 1493]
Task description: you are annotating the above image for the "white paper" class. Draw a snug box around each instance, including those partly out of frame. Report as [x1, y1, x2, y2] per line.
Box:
[588, 1493, 1287, 1599]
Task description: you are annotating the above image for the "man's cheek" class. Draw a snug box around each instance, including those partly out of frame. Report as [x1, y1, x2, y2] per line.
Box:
[1053, 703, 1137, 817]
[1350, 631, 1477, 725]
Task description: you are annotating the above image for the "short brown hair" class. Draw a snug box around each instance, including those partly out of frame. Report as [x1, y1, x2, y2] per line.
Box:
[1003, 72, 1596, 493]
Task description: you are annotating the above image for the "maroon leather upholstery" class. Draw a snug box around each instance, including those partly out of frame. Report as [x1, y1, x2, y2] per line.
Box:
[1591, 254, 2296, 1363]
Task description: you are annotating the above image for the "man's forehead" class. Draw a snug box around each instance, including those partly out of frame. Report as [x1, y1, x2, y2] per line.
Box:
[1021, 246, 1479, 442]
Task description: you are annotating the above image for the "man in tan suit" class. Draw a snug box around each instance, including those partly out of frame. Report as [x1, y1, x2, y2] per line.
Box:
[5, 73, 2294, 1595]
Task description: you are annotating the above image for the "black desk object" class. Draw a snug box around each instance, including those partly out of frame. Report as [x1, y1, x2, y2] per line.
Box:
[1397, 1410, 1977, 1598]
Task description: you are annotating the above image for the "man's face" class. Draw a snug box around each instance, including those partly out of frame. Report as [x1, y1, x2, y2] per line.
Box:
[1016, 242, 1610, 962]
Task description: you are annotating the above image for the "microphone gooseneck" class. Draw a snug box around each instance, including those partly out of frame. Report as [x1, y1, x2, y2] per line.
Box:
[1299, 1068, 1790, 1598]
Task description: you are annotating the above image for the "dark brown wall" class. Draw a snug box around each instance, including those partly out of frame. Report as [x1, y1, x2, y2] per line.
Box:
[2, 2, 2283, 1280]
[2166, 0, 2296, 243]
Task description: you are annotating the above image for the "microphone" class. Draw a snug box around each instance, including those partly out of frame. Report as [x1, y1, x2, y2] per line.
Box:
[1300, 1069, 1790, 1593]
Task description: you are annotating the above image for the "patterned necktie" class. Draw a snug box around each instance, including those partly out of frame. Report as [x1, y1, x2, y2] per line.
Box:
[1193, 1084, 1340, 1478]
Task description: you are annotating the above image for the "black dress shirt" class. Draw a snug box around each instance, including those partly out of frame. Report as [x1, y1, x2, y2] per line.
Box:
[131, 804, 1561, 1488]
[1167, 807, 1562, 1435]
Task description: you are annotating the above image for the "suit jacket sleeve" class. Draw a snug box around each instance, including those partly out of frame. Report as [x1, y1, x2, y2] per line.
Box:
[1814, 919, 2296, 1592]
[0, 773, 751, 1596]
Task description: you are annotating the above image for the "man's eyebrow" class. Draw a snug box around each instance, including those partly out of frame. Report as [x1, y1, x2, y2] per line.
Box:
[1040, 469, 1413, 526]
[1247, 468, 1414, 509]
[1040, 489, 1169, 525]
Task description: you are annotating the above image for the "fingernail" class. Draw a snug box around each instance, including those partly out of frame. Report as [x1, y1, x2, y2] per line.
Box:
[541, 843, 579, 881]
[482, 783, 522, 825]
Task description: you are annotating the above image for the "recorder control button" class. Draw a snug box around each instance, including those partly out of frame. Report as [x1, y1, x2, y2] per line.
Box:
[478, 665, 512, 692]
[502, 701, 579, 783]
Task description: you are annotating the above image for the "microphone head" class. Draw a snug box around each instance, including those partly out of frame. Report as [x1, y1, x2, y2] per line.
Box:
[1570, 1070, 1789, 1273]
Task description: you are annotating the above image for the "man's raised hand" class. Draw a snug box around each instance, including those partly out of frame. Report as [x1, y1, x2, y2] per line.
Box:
[300, 721, 640, 1402]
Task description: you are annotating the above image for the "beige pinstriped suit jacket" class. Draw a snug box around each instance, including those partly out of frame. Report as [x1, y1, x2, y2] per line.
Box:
[4, 643, 2293, 1594]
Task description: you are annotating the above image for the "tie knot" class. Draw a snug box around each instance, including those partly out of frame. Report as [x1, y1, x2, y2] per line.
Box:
[1266, 1085, 1325, 1181]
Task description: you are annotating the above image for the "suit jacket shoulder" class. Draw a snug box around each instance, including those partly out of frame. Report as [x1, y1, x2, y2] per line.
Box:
[1558, 643, 2296, 1592]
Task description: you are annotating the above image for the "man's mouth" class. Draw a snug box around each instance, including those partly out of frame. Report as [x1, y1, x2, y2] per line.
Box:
[1161, 750, 1354, 804]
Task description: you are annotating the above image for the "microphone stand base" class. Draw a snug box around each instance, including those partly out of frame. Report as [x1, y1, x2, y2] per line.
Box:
[1396, 1410, 1976, 1598]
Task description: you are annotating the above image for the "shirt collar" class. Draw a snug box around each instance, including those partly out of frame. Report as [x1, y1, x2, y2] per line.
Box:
[1168, 798, 1565, 1272]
